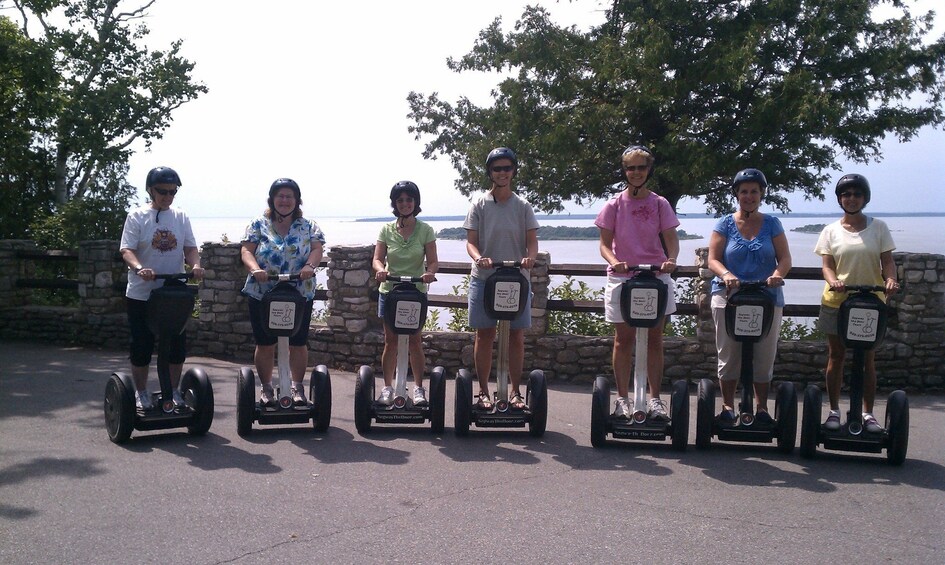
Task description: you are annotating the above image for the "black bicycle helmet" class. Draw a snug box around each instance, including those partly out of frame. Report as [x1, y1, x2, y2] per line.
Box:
[389, 180, 422, 217]
[485, 147, 518, 178]
[731, 168, 768, 196]
[146, 166, 181, 188]
[834, 173, 871, 205]
[267, 178, 302, 219]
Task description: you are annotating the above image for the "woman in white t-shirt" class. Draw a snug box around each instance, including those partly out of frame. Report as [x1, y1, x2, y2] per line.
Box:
[814, 174, 899, 433]
[119, 166, 205, 411]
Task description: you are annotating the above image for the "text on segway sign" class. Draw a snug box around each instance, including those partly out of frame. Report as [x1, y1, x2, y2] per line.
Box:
[846, 307, 879, 342]
[628, 288, 660, 320]
[268, 301, 297, 331]
[393, 300, 423, 331]
[492, 281, 522, 313]
[733, 305, 765, 338]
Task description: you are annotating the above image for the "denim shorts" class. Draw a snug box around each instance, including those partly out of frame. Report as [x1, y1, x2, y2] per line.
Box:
[467, 276, 532, 329]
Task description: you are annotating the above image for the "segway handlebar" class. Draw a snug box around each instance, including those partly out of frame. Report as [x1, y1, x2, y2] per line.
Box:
[494, 260, 523, 268]
[154, 272, 195, 281]
[735, 279, 770, 290]
[625, 264, 662, 273]
[830, 284, 891, 293]
[388, 275, 437, 283]
[261, 273, 302, 282]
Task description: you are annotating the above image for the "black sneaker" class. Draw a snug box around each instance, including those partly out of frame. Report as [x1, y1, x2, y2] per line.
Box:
[755, 410, 774, 425]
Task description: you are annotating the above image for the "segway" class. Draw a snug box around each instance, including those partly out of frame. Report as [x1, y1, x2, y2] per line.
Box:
[354, 276, 446, 433]
[454, 261, 547, 437]
[590, 265, 689, 450]
[696, 280, 797, 453]
[236, 273, 331, 436]
[104, 273, 214, 444]
[800, 285, 908, 465]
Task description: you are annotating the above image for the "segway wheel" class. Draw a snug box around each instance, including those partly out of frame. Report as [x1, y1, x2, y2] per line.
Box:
[799, 384, 821, 459]
[429, 366, 446, 434]
[354, 365, 374, 434]
[454, 369, 473, 437]
[236, 368, 255, 437]
[885, 390, 909, 466]
[182, 368, 214, 436]
[590, 376, 610, 448]
[670, 379, 690, 452]
[695, 378, 716, 450]
[526, 369, 547, 437]
[311, 365, 332, 432]
[104, 373, 136, 444]
[774, 381, 797, 454]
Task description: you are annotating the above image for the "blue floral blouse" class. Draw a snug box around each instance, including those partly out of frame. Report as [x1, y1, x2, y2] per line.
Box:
[240, 216, 326, 300]
[710, 214, 785, 306]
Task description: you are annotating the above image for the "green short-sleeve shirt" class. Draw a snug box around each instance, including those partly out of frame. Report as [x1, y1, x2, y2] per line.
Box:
[377, 219, 436, 294]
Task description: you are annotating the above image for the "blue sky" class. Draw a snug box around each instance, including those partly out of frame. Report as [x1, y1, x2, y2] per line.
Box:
[123, 1, 944, 218]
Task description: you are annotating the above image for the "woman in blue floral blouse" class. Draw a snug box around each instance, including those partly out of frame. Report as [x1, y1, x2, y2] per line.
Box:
[706, 168, 792, 424]
[240, 178, 326, 406]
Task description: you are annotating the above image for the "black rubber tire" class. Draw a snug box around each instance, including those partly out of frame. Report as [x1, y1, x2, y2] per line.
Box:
[695, 378, 716, 450]
[775, 381, 797, 454]
[454, 369, 473, 437]
[104, 373, 135, 444]
[526, 370, 547, 437]
[236, 368, 255, 437]
[354, 365, 374, 434]
[182, 367, 214, 436]
[885, 390, 909, 466]
[670, 379, 690, 452]
[799, 384, 821, 459]
[311, 365, 332, 432]
[429, 366, 446, 434]
[590, 376, 610, 448]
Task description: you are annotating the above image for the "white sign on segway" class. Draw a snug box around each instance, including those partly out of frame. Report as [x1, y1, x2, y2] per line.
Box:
[393, 300, 422, 331]
[628, 288, 659, 320]
[846, 307, 879, 342]
[268, 301, 296, 331]
[492, 281, 522, 313]
[733, 305, 764, 337]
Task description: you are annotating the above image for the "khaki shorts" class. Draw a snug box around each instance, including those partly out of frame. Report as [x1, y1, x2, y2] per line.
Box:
[817, 305, 840, 336]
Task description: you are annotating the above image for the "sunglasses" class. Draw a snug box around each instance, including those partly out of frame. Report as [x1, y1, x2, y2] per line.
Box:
[840, 191, 864, 198]
[153, 187, 178, 196]
[625, 165, 649, 172]
[491, 165, 515, 173]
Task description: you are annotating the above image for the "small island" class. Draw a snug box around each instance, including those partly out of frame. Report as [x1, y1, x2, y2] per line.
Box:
[437, 226, 703, 240]
[792, 223, 827, 234]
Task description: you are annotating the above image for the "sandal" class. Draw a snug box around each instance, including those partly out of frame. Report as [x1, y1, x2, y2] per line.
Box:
[476, 391, 493, 410]
[510, 392, 527, 410]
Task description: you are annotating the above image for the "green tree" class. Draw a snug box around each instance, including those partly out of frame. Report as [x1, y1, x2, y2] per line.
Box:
[0, 0, 206, 242]
[408, 0, 945, 214]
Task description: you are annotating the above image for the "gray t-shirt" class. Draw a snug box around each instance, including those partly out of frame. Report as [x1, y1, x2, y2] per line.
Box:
[463, 191, 539, 279]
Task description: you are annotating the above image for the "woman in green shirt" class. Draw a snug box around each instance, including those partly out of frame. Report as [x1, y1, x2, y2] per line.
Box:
[372, 181, 439, 406]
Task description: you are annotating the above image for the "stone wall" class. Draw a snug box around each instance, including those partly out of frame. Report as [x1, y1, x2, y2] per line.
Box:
[1, 240, 942, 391]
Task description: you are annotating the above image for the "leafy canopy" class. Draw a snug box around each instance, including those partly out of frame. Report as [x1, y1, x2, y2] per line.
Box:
[408, 0, 945, 214]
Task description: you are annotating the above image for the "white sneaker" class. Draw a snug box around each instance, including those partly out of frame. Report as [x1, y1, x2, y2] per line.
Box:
[377, 386, 394, 406]
[413, 386, 428, 406]
[614, 397, 631, 419]
[172, 389, 186, 408]
[863, 412, 884, 433]
[824, 410, 841, 431]
[135, 389, 153, 410]
[648, 397, 669, 421]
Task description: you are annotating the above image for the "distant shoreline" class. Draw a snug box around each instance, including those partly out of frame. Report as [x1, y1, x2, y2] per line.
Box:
[351, 212, 945, 222]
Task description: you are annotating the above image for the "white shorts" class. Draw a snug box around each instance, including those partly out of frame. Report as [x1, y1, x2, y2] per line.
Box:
[603, 273, 677, 324]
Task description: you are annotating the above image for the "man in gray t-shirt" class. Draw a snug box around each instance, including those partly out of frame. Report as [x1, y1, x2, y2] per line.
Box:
[463, 147, 539, 412]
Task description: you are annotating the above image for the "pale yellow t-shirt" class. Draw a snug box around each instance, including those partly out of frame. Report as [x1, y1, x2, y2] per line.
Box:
[814, 217, 895, 308]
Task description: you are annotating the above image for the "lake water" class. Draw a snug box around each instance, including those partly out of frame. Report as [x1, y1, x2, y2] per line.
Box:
[193, 213, 944, 325]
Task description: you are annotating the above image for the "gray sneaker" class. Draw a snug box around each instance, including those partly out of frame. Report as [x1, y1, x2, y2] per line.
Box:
[413, 386, 428, 406]
[172, 389, 186, 408]
[614, 397, 631, 419]
[291, 384, 307, 406]
[863, 413, 884, 433]
[648, 397, 669, 421]
[377, 386, 394, 406]
[135, 389, 153, 411]
[260, 385, 276, 407]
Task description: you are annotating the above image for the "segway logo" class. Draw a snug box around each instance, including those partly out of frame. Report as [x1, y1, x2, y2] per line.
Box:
[268, 301, 296, 331]
[733, 305, 764, 337]
[846, 307, 879, 342]
[393, 300, 422, 331]
[493, 281, 522, 312]
[628, 288, 659, 320]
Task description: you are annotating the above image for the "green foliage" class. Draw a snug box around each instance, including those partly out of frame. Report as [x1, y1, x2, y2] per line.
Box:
[792, 224, 827, 234]
[0, 3, 207, 240]
[408, 1, 945, 215]
[664, 278, 697, 337]
[547, 276, 610, 336]
[446, 276, 472, 332]
[424, 308, 441, 332]
[780, 318, 824, 341]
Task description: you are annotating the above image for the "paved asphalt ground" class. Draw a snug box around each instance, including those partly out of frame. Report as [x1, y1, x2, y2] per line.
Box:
[1, 340, 943, 564]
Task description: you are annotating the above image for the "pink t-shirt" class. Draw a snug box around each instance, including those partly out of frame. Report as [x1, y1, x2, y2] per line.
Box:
[595, 191, 680, 274]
